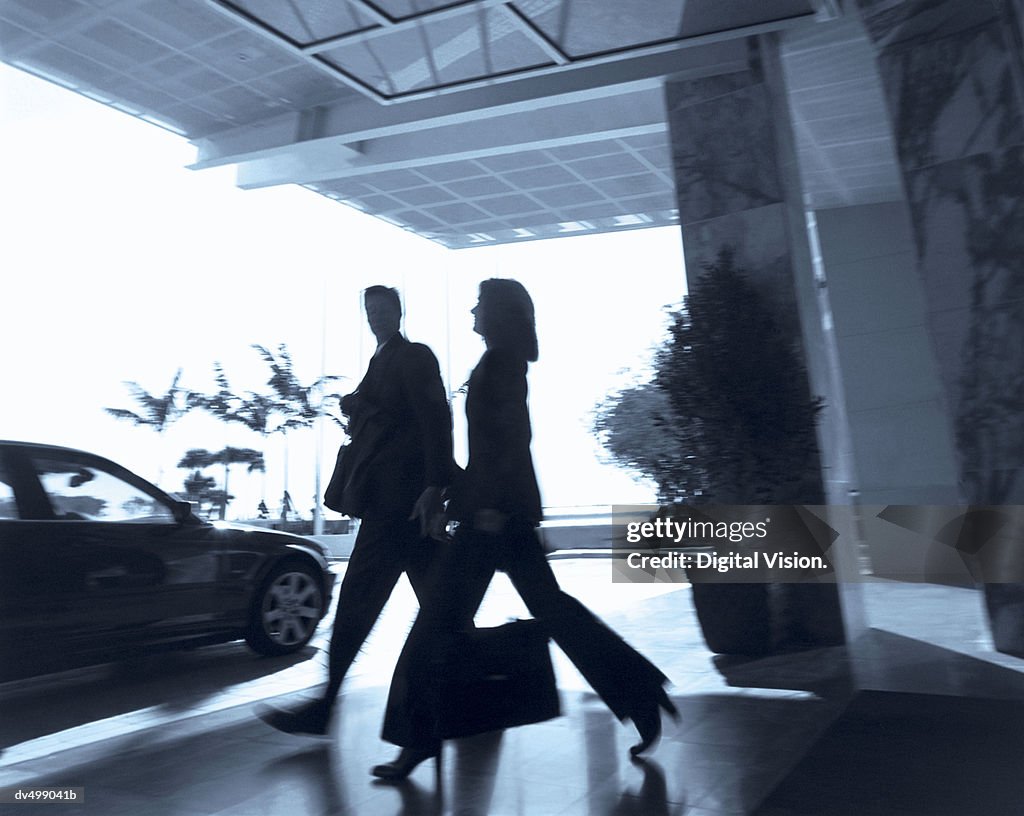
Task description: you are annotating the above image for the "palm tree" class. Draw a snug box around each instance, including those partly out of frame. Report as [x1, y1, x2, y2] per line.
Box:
[177, 446, 264, 520]
[190, 363, 280, 505]
[180, 469, 223, 520]
[252, 344, 345, 525]
[252, 344, 345, 431]
[105, 368, 190, 484]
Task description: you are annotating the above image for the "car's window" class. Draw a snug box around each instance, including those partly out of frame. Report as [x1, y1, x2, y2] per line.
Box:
[31, 456, 175, 523]
[0, 460, 17, 519]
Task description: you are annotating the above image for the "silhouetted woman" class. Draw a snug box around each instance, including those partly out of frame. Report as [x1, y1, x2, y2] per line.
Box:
[371, 278, 677, 781]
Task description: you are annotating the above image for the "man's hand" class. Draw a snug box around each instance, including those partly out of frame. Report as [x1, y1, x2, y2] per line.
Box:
[410, 486, 447, 540]
[473, 508, 509, 534]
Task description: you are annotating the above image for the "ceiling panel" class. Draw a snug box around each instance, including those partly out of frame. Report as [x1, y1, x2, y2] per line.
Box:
[528, 0, 686, 57]
[1, 0, 842, 247]
[228, 0, 370, 43]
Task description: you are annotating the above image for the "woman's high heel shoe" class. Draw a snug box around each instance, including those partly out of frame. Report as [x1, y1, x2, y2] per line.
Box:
[630, 685, 679, 757]
[371, 746, 442, 783]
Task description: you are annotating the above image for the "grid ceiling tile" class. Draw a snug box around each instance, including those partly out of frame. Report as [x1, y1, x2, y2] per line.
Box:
[26, 42, 116, 88]
[371, 0, 466, 18]
[424, 201, 491, 225]
[365, 169, 433, 192]
[479, 5, 553, 76]
[229, 0, 370, 44]
[544, 141, 621, 161]
[113, 79, 182, 113]
[633, 146, 672, 170]
[442, 176, 517, 198]
[70, 20, 176, 72]
[400, 0, 562, 93]
[511, 210, 565, 227]
[414, 162, 485, 183]
[391, 185, 458, 206]
[421, 10, 487, 86]
[159, 102, 225, 133]
[620, 132, 670, 151]
[0, 18, 38, 56]
[500, 164, 578, 189]
[565, 153, 647, 180]
[593, 173, 671, 198]
[615, 192, 675, 211]
[209, 84, 277, 120]
[244, 65, 347, 107]
[529, 183, 606, 208]
[314, 181, 364, 198]
[475, 150, 552, 172]
[171, 66, 236, 97]
[133, 52, 205, 85]
[130, 1, 237, 50]
[1, 0, 88, 28]
[475, 194, 546, 216]
[527, 0, 687, 58]
[190, 29, 299, 82]
[394, 210, 446, 231]
[352, 192, 404, 211]
[567, 201, 636, 220]
[323, 26, 433, 95]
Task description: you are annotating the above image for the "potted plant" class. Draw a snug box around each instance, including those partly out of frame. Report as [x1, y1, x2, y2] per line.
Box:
[597, 249, 843, 654]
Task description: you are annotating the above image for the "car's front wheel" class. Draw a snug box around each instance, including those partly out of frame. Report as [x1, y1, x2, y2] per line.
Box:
[246, 561, 325, 656]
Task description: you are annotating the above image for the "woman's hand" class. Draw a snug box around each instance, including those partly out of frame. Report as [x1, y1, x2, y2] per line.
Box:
[410, 486, 448, 540]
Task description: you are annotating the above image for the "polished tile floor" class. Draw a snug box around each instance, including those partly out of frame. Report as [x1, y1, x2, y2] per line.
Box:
[2, 561, 1022, 815]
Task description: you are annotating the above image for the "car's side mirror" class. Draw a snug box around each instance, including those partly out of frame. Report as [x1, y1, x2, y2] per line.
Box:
[171, 500, 196, 524]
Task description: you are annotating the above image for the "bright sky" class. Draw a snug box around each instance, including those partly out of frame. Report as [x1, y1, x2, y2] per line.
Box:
[1, 63, 686, 518]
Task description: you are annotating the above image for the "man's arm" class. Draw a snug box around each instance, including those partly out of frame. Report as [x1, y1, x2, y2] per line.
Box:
[400, 343, 455, 537]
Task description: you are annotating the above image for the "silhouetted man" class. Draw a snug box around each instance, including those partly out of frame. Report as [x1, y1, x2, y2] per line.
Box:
[257, 285, 452, 735]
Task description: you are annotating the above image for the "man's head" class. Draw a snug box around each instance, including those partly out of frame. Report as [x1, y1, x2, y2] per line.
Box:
[363, 285, 402, 344]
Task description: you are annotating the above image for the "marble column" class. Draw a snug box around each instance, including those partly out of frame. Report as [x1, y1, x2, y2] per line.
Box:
[855, 0, 1024, 505]
[665, 39, 862, 650]
[855, 0, 1024, 654]
[665, 49, 806, 342]
[665, 36, 855, 508]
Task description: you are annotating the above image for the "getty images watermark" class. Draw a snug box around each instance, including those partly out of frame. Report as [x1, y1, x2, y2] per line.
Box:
[612, 505, 837, 584]
[611, 504, 1024, 584]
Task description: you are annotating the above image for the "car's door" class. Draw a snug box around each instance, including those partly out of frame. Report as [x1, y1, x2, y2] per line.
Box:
[12, 448, 223, 666]
[0, 446, 70, 677]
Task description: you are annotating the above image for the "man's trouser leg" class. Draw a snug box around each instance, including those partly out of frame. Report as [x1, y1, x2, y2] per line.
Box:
[323, 515, 411, 705]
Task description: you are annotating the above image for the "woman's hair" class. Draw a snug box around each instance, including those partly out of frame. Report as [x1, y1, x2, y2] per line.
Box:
[478, 278, 538, 362]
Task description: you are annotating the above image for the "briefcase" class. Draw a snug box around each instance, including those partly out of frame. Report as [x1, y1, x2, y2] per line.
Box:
[438, 618, 561, 739]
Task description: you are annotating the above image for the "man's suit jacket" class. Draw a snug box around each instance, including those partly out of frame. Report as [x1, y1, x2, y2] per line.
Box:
[345, 334, 453, 522]
[448, 348, 543, 526]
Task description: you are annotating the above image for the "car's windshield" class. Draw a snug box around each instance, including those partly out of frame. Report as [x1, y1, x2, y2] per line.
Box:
[31, 456, 175, 523]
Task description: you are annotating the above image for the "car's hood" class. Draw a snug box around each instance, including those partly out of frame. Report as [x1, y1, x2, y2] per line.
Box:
[205, 520, 331, 559]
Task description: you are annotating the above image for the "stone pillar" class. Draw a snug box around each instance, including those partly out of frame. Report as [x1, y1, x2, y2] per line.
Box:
[665, 37, 864, 651]
[854, 0, 1024, 505]
[855, 0, 1024, 653]
[665, 37, 851, 504]
[665, 44, 807, 343]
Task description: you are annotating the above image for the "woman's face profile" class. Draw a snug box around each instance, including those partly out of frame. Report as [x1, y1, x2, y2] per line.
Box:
[471, 294, 488, 337]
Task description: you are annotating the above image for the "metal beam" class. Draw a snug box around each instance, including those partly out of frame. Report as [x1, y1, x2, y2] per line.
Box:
[233, 87, 668, 188]
[190, 38, 749, 168]
[501, 3, 570, 65]
[302, 0, 505, 54]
